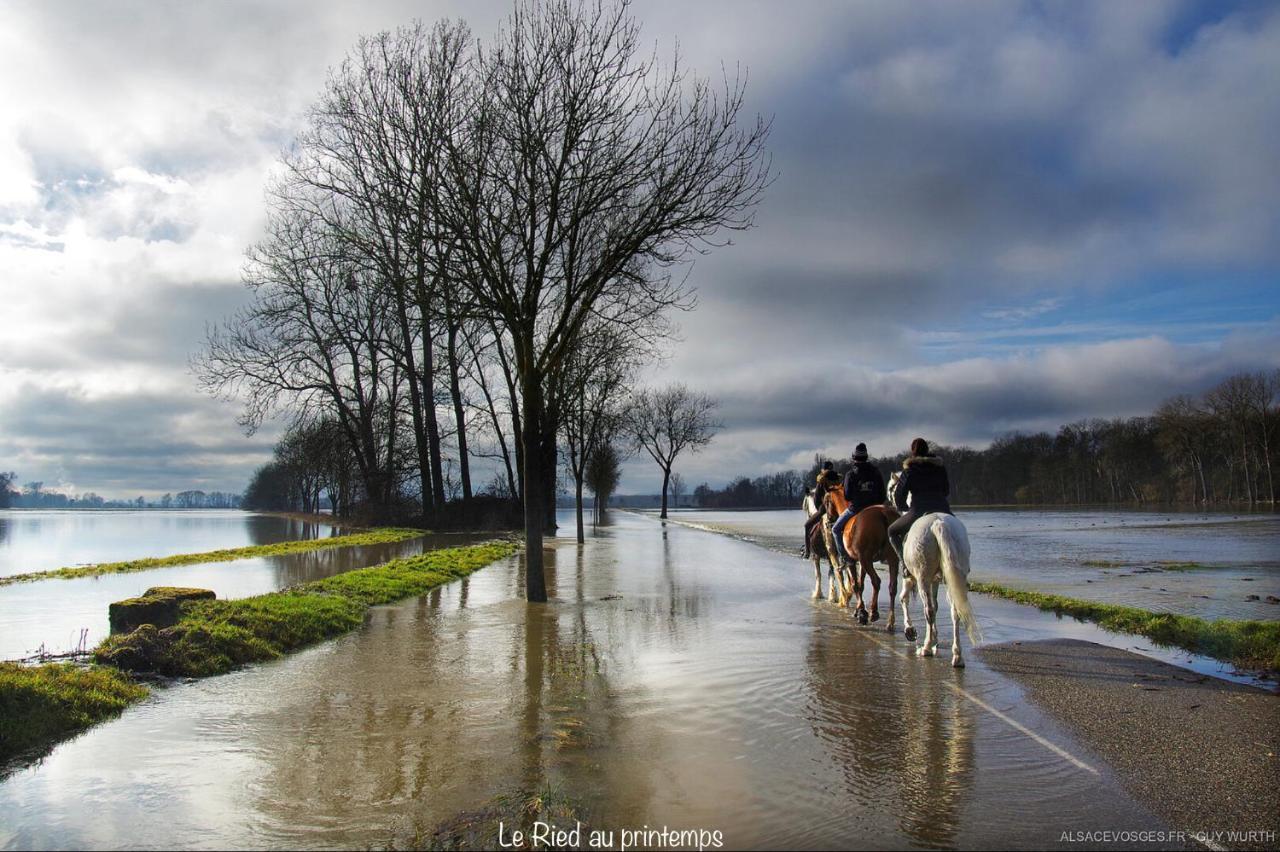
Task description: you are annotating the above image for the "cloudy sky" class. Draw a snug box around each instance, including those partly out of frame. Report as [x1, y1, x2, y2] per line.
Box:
[1, 1, 1278, 498]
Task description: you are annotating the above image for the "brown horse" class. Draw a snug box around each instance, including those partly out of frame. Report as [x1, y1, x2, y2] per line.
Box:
[846, 504, 901, 630]
[826, 488, 901, 629]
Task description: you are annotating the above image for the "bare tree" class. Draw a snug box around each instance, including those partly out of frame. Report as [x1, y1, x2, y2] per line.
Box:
[585, 442, 622, 522]
[434, 0, 770, 600]
[627, 384, 721, 518]
[560, 322, 640, 542]
[669, 472, 685, 509]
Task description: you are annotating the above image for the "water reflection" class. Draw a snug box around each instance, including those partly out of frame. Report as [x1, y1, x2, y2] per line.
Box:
[0, 510, 341, 579]
[0, 511, 1173, 850]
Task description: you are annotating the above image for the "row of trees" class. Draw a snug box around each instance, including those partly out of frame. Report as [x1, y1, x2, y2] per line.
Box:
[199, 1, 768, 600]
[0, 475, 240, 510]
[757, 370, 1280, 508]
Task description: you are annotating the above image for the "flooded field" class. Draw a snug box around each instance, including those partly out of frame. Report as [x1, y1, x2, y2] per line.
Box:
[0, 533, 492, 661]
[0, 511, 1209, 850]
[665, 507, 1280, 622]
[0, 510, 339, 579]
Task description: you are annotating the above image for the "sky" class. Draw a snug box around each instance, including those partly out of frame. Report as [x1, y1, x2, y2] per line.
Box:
[1, 0, 1278, 498]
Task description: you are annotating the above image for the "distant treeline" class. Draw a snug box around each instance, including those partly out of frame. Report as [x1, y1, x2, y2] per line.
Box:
[0, 475, 240, 510]
[690, 370, 1279, 508]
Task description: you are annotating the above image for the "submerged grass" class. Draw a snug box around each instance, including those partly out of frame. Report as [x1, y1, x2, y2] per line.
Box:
[0, 527, 426, 587]
[969, 581, 1280, 673]
[0, 663, 149, 764]
[95, 540, 519, 678]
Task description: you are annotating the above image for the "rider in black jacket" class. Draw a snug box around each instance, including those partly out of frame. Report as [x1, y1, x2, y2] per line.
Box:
[888, 438, 953, 564]
[831, 443, 886, 562]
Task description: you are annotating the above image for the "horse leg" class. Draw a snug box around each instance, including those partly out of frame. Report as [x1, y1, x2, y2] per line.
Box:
[951, 595, 965, 668]
[863, 558, 881, 622]
[899, 574, 917, 642]
[918, 580, 940, 657]
[884, 551, 899, 633]
[812, 552, 822, 600]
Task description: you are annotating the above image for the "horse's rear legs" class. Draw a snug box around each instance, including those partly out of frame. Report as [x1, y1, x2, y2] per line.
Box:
[898, 575, 917, 642]
[918, 581, 940, 657]
[950, 598, 965, 668]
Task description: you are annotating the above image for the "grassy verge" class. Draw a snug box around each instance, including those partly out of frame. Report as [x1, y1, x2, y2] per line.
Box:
[0, 527, 426, 587]
[0, 663, 148, 764]
[95, 541, 519, 677]
[969, 582, 1280, 673]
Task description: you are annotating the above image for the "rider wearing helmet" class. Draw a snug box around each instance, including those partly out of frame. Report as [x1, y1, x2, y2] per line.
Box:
[802, 460, 842, 558]
[831, 443, 886, 563]
[888, 438, 952, 564]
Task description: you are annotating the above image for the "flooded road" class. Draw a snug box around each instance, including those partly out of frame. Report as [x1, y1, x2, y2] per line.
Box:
[669, 508, 1280, 622]
[0, 533, 485, 660]
[0, 512, 1186, 850]
[0, 510, 339, 579]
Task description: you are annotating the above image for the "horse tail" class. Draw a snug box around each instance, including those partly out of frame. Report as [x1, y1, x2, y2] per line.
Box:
[934, 516, 982, 645]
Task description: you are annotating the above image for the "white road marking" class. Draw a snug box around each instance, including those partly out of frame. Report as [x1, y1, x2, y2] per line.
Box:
[848, 625, 1099, 775]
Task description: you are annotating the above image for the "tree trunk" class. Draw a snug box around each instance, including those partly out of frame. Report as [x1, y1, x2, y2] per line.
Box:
[660, 466, 671, 519]
[521, 370, 548, 603]
[421, 317, 448, 509]
[447, 320, 473, 501]
[575, 477, 585, 544]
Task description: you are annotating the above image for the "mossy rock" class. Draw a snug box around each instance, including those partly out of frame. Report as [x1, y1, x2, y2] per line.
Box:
[108, 587, 216, 634]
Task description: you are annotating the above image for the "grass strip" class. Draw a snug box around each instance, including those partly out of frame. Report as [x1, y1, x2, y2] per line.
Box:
[0, 527, 426, 587]
[0, 663, 148, 764]
[969, 581, 1280, 673]
[94, 540, 519, 677]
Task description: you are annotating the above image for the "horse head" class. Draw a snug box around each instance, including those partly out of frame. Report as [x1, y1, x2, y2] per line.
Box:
[886, 471, 907, 508]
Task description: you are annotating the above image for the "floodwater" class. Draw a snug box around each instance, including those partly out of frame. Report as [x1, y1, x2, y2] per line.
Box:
[667, 507, 1280, 622]
[0, 511, 1202, 850]
[0, 532, 485, 661]
[0, 510, 339, 579]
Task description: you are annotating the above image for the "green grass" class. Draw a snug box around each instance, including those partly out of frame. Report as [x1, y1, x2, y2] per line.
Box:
[969, 582, 1280, 673]
[0, 527, 426, 587]
[95, 541, 519, 677]
[0, 663, 149, 763]
[1081, 559, 1224, 571]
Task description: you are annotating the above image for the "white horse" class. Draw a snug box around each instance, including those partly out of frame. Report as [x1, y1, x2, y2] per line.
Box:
[802, 488, 849, 604]
[888, 472, 982, 667]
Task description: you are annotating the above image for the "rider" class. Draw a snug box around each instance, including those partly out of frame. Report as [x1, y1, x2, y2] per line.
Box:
[831, 443, 886, 563]
[802, 460, 842, 558]
[888, 438, 952, 564]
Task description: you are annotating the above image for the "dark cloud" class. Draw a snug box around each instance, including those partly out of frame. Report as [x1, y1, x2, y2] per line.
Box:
[2, 1, 1278, 496]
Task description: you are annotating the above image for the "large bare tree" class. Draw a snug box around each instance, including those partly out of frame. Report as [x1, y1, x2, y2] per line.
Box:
[627, 384, 721, 519]
[435, 0, 771, 600]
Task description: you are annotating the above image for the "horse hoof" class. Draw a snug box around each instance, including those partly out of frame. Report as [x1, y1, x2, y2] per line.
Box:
[918, 646, 935, 658]
[952, 657, 965, 668]
[885, 623, 896, 634]
[869, 611, 880, 623]
[904, 627, 917, 641]
[857, 610, 868, 625]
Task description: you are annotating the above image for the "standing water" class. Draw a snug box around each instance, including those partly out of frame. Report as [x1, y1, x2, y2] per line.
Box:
[0, 510, 340, 579]
[0, 511, 1187, 849]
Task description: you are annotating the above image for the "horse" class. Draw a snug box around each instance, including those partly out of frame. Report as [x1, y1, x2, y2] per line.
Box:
[824, 487, 900, 626]
[846, 502, 901, 630]
[888, 472, 982, 667]
[802, 487, 852, 605]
